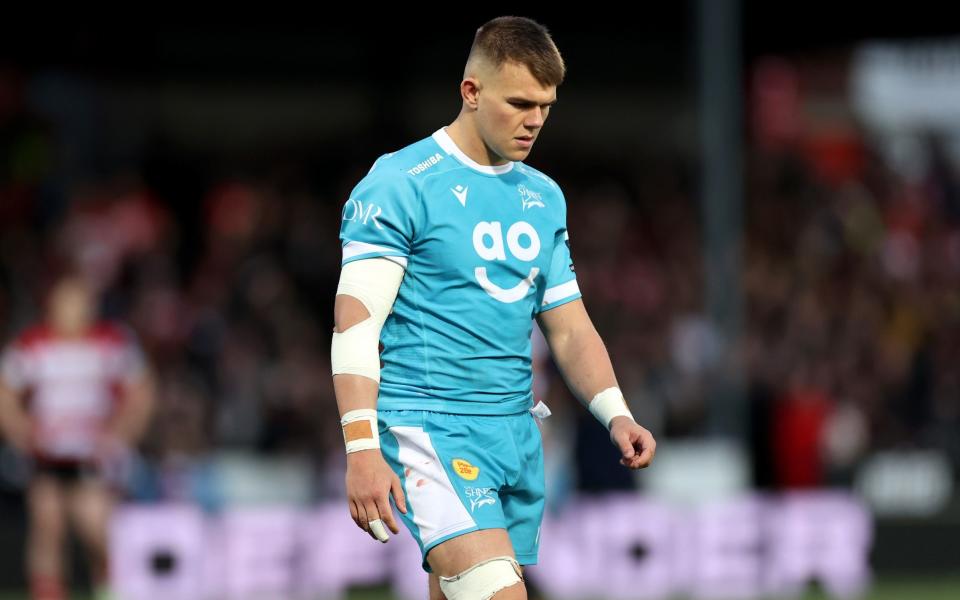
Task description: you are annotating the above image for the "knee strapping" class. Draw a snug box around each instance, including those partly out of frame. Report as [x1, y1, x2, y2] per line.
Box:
[438, 555, 523, 600]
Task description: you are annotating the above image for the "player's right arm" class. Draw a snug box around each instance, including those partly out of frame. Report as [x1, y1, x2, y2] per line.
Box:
[333, 162, 419, 542]
[0, 339, 33, 453]
[333, 260, 408, 543]
[0, 340, 32, 453]
[0, 378, 30, 452]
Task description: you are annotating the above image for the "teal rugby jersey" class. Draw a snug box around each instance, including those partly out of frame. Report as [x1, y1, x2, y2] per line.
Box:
[339, 126, 581, 415]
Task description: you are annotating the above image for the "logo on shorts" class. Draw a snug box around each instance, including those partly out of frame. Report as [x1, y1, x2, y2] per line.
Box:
[452, 458, 480, 481]
[465, 487, 497, 512]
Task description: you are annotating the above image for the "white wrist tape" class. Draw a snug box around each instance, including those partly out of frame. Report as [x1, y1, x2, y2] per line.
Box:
[331, 258, 404, 382]
[341, 408, 380, 453]
[588, 387, 634, 430]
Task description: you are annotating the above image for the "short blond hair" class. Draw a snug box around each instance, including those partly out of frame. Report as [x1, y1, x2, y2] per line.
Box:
[466, 16, 566, 87]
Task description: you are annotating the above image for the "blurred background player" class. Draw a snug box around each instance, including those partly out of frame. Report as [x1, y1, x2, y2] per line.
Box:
[0, 275, 155, 600]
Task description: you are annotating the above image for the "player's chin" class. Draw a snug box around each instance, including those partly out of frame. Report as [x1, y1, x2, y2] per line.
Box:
[508, 143, 534, 159]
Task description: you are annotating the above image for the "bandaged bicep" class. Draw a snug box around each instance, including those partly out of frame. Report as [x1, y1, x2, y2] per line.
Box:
[330, 257, 405, 382]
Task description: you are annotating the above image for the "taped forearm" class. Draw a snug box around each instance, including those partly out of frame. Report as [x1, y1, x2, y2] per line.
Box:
[331, 258, 405, 382]
[331, 257, 405, 453]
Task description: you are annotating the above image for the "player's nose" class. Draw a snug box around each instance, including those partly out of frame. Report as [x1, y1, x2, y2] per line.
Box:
[525, 106, 546, 127]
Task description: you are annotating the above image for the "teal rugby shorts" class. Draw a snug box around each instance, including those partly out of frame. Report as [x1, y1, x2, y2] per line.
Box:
[378, 408, 545, 573]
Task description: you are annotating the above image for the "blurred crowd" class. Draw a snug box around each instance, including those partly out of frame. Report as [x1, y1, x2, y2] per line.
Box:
[2, 63, 959, 508]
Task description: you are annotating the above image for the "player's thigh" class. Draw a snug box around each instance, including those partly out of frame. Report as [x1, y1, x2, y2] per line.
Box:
[491, 579, 526, 600]
[429, 573, 445, 600]
[500, 413, 546, 566]
[67, 479, 114, 546]
[27, 476, 67, 538]
[426, 527, 515, 576]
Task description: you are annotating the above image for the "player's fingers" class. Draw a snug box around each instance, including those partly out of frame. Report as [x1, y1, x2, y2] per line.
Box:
[356, 501, 375, 536]
[355, 500, 369, 529]
[349, 500, 360, 526]
[636, 448, 654, 467]
[369, 518, 390, 543]
[363, 499, 381, 541]
[636, 435, 656, 467]
[359, 502, 382, 541]
[375, 495, 399, 536]
[354, 500, 376, 540]
[615, 433, 636, 459]
[363, 500, 382, 530]
[390, 474, 408, 514]
[633, 453, 646, 467]
[620, 451, 646, 469]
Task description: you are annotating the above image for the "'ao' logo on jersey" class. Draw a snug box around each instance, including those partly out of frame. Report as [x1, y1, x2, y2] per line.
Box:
[342, 199, 383, 230]
[472, 220, 540, 303]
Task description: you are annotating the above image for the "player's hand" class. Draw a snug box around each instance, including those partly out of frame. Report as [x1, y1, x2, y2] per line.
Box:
[609, 416, 656, 469]
[94, 432, 131, 479]
[4, 422, 34, 454]
[345, 449, 407, 543]
[95, 432, 129, 460]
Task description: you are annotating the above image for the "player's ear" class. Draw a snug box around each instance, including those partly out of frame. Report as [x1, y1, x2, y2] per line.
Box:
[461, 78, 481, 109]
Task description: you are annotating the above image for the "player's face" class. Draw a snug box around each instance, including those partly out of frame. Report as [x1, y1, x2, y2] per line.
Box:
[48, 279, 95, 336]
[477, 60, 557, 165]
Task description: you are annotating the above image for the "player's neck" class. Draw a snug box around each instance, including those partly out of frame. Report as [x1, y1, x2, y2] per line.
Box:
[48, 320, 92, 339]
[445, 120, 510, 168]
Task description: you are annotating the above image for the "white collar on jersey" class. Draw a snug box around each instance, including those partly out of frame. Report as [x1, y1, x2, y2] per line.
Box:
[432, 126, 515, 176]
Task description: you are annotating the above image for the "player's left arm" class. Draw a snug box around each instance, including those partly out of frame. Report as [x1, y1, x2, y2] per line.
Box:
[109, 369, 156, 446]
[536, 299, 656, 469]
[106, 330, 156, 448]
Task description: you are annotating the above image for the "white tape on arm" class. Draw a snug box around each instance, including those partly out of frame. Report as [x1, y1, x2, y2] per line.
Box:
[331, 258, 404, 382]
[341, 408, 380, 453]
[588, 387, 634, 430]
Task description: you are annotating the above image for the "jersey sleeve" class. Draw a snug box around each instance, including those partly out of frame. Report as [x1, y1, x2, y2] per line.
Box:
[536, 192, 582, 314]
[339, 165, 420, 268]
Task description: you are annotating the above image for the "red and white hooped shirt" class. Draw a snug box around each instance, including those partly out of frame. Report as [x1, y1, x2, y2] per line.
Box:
[0, 322, 146, 462]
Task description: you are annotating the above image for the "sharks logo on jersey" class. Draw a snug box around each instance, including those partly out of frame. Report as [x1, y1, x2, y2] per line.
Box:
[518, 184, 545, 211]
